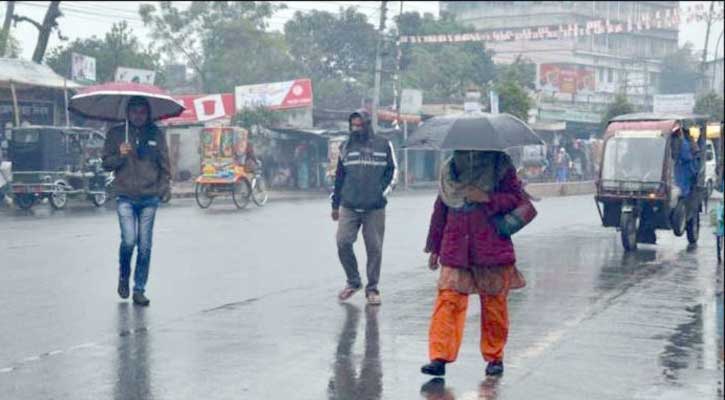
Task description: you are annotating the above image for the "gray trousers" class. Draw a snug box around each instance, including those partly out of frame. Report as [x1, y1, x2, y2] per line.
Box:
[336, 207, 386, 293]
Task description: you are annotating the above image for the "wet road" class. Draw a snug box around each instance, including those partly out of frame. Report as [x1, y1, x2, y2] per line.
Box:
[0, 194, 722, 399]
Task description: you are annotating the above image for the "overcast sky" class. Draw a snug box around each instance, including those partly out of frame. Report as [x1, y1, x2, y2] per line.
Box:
[4, 1, 724, 63]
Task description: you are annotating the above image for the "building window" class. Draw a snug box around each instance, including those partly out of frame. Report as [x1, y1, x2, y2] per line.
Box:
[599, 68, 605, 83]
[608, 68, 613, 83]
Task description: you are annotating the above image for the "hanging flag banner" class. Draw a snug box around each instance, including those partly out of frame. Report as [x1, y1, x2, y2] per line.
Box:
[400, 6, 722, 44]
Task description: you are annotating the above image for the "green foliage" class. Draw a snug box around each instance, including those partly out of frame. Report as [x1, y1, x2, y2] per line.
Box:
[0, 30, 21, 58]
[601, 93, 635, 129]
[45, 21, 160, 84]
[140, 1, 292, 93]
[495, 78, 531, 121]
[232, 105, 282, 130]
[694, 91, 725, 122]
[395, 12, 496, 103]
[659, 43, 703, 95]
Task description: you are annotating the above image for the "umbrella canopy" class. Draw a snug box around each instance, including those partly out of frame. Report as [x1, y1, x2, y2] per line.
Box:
[405, 112, 544, 151]
[68, 82, 184, 122]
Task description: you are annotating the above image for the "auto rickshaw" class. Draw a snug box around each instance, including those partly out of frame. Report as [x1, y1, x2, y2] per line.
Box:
[194, 126, 267, 209]
[6, 126, 111, 210]
[595, 113, 708, 251]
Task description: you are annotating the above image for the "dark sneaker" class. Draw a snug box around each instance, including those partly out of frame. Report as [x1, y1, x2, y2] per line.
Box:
[117, 279, 129, 299]
[485, 360, 504, 376]
[338, 285, 361, 301]
[421, 359, 446, 376]
[366, 290, 382, 305]
[132, 292, 150, 306]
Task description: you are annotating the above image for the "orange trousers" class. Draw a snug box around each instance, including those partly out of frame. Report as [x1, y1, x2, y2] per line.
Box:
[428, 289, 509, 363]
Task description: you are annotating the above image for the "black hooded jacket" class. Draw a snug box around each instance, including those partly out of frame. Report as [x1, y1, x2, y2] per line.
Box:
[331, 111, 398, 211]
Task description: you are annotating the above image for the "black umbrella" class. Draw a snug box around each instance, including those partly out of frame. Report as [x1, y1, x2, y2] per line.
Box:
[405, 112, 543, 150]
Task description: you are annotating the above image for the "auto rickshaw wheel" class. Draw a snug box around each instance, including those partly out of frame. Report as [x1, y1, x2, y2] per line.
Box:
[195, 183, 214, 209]
[251, 176, 268, 207]
[50, 189, 68, 210]
[15, 194, 35, 210]
[620, 212, 638, 251]
[232, 180, 251, 209]
[91, 192, 108, 207]
[686, 212, 700, 244]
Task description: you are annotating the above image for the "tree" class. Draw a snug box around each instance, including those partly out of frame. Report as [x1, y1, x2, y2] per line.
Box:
[284, 8, 377, 83]
[495, 77, 531, 121]
[140, 1, 292, 93]
[659, 43, 703, 94]
[232, 105, 282, 131]
[12, 0, 66, 63]
[46, 21, 160, 84]
[694, 91, 724, 122]
[0, 0, 16, 57]
[496, 55, 536, 90]
[0, 30, 21, 58]
[395, 12, 496, 103]
[601, 93, 634, 129]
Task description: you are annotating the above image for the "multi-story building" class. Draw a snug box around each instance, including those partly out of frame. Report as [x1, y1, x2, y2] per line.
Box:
[441, 1, 679, 137]
[703, 58, 724, 95]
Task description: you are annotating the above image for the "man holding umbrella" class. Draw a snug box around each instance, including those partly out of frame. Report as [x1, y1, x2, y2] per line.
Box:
[102, 96, 171, 306]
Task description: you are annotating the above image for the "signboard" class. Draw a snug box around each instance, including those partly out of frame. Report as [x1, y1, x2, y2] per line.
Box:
[653, 93, 695, 115]
[401, 89, 423, 114]
[115, 67, 156, 84]
[539, 64, 595, 94]
[163, 93, 235, 125]
[235, 79, 313, 111]
[71, 53, 96, 83]
[539, 108, 601, 124]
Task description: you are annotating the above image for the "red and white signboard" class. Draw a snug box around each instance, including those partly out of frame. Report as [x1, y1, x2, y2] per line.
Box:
[234, 79, 312, 111]
[163, 93, 235, 125]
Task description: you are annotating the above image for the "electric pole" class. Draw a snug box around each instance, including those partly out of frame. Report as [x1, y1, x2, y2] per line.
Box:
[372, 1, 388, 130]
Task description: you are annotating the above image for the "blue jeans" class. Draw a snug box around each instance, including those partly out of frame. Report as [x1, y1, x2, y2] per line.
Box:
[116, 196, 160, 294]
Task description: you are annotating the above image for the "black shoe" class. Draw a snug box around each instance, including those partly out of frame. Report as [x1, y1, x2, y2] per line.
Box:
[485, 360, 504, 376]
[132, 292, 150, 306]
[117, 279, 129, 299]
[421, 359, 446, 376]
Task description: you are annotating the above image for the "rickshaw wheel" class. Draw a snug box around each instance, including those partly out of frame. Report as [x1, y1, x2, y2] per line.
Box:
[91, 193, 108, 207]
[50, 190, 68, 210]
[195, 183, 214, 209]
[686, 213, 700, 244]
[15, 194, 35, 210]
[620, 213, 638, 251]
[232, 180, 251, 209]
[251, 176, 268, 207]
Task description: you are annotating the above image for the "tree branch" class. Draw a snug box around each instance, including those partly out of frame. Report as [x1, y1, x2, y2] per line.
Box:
[12, 15, 42, 31]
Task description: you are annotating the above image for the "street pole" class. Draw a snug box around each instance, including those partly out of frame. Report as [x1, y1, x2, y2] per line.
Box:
[700, 1, 716, 90]
[712, 29, 724, 91]
[372, 1, 388, 131]
[404, 119, 408, 191]
[63, 77, 70, 127]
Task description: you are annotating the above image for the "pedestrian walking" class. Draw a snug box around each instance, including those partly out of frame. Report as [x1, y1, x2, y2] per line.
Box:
[331, 109, 398, 305]
[421, 150, 535, 377]
[102, 96, 172, 306]
[555, 147, 571, 183]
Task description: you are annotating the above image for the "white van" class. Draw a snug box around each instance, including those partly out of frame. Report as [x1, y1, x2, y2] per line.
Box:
[704, 140, 718, 196]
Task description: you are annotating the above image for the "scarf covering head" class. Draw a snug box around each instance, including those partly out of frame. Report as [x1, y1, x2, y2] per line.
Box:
[439, 151, 512, 209]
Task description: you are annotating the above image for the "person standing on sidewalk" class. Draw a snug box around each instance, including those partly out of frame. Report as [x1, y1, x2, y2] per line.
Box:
[331, 110, 398, 305]
[102, 96, 171, 306]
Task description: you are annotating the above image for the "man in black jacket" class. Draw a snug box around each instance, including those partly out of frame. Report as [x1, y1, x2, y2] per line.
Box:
[331, 110, 397, 305]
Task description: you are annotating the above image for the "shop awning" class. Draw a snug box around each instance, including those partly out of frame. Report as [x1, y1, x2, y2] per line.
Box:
[0, 58, 82, 90]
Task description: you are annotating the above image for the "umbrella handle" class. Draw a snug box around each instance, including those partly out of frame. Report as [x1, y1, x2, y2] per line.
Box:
[125, 119, 128, 143]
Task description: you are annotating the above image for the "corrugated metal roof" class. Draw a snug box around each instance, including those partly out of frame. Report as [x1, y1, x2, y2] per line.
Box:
[0, 58, 83, 90]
